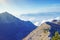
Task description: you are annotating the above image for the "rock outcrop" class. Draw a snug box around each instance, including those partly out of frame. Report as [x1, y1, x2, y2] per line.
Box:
[23, 20, 60, 40]
[23, 23, 51, 40]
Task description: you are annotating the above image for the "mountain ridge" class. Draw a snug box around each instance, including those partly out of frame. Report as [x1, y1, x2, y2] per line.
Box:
[0, 12, 36, 40]
[23, 21, 60, 40]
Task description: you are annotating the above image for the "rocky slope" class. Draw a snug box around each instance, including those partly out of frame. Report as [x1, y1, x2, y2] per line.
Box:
[23, 23, 51, 40]
[23, 20, 60, 40]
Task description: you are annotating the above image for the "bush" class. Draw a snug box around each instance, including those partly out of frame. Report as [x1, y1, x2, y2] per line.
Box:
[51, 31, 60, 40]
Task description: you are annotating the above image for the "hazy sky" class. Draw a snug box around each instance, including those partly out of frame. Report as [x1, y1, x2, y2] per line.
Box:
[0, 0, 60, 26]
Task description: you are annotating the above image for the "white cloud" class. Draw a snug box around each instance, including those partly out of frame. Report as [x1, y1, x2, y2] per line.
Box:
[41, 20, 47, 24]
[34, 22, 40, 26]
[41, 17, 60, 24]
[41, 19, 53, 24]
[55, 17, 60, 20]
[0, 0, 60, 14]
[28, 17, 35, 21]
[0, 0, 60, 21]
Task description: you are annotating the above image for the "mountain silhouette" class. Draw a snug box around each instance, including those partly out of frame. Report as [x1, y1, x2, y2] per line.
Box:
[0, 12, 36, 40]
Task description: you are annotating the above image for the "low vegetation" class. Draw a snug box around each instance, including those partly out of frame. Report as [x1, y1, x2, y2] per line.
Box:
[51, 31, 60, 40]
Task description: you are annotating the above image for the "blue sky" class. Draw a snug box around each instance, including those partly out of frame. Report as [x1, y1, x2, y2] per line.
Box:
[0, 0, 60, 26]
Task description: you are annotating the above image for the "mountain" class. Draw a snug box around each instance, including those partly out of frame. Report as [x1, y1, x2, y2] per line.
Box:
[46, 22, 60, 37]
[0, 12, 36, 40]
[23, 23, 51, 40]
[52, 19, 60, 25]
[23, 20, 60, 40]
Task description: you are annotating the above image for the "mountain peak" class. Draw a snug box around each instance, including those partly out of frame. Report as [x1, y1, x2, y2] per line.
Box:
[0, 12, 12, 17]
[0, 12, 36, 40]
[0, 12, 20, 23]
[2, 12, 9, 14]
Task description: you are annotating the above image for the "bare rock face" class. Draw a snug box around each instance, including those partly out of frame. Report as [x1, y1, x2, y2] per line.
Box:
[23, 23, 51, 40]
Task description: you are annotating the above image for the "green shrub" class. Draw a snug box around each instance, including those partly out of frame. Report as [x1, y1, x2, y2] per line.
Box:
[51, 31, 60, 40]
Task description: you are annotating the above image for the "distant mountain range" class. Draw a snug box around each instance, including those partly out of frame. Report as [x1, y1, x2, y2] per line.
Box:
[0, 12, 36, 40]
[23, 20, 60, 40]
[21, 12, 60, 17]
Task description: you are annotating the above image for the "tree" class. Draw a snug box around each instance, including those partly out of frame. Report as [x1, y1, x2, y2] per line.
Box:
[51, 31, 60, 40]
